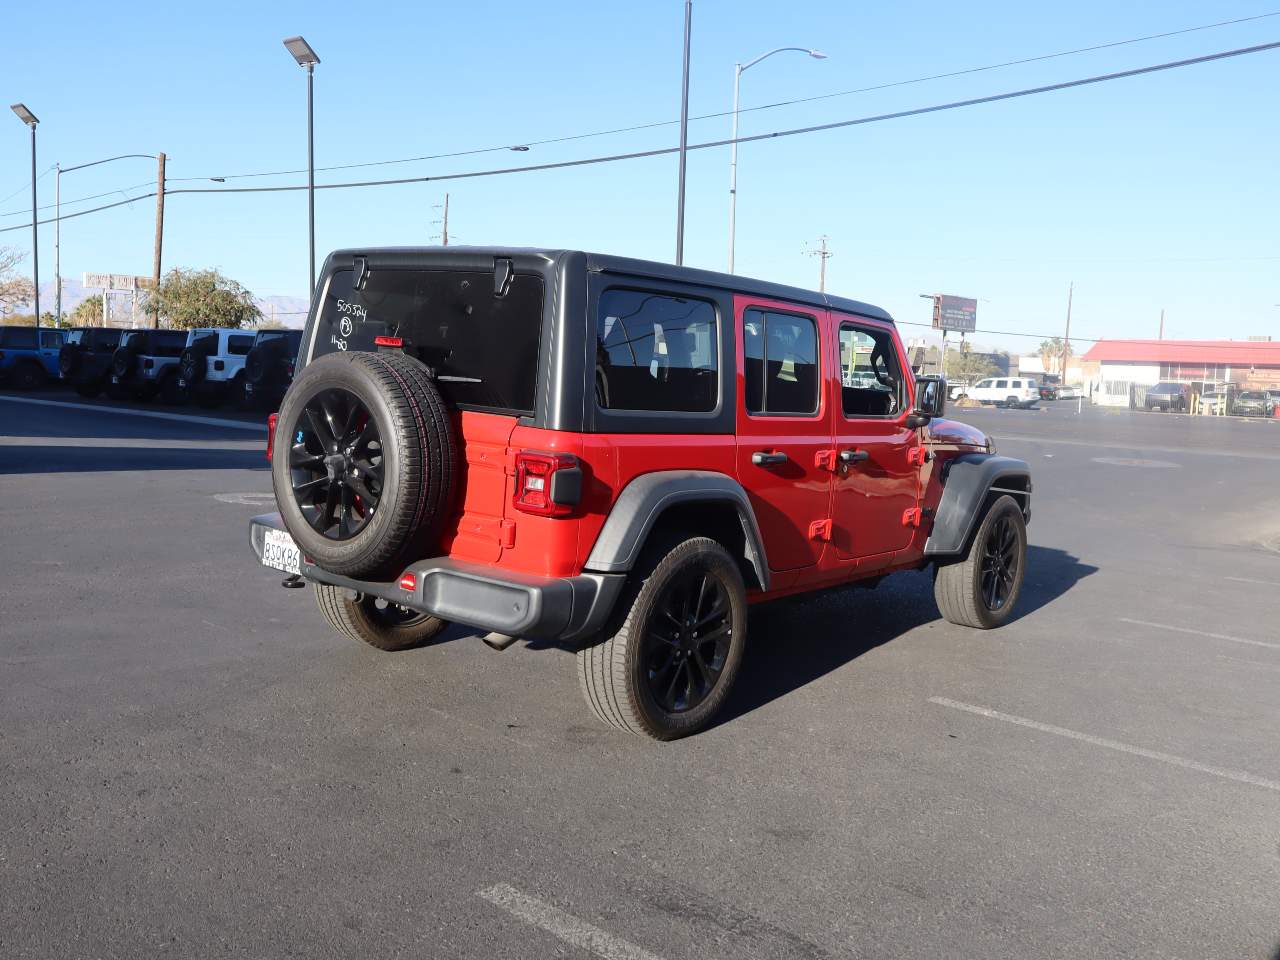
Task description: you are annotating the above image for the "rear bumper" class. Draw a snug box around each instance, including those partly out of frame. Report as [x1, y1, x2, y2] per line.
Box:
[249, 513, 624, 644]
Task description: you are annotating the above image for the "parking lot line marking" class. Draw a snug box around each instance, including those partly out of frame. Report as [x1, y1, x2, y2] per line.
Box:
[1118, 617, 1280, 650]
[0, 395, 264, 432]
[1224, 576, 1280, 587]
[478, 883, 666, 960]
[929, 697, 1280, 793]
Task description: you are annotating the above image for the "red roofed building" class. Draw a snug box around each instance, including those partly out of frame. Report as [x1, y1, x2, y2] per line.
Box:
[1080, 338, 1280, 407]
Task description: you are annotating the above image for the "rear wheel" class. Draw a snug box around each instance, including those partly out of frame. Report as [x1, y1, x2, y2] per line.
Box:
[577, 536, 747, 740]
[313, 582, 448, 651]
[13, 362, 45, 390]
[1005, 395, 1019, 408]
[933, 494, 1027, 629]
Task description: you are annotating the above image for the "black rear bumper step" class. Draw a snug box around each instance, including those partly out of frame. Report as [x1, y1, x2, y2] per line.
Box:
[249, 513, 623, 643]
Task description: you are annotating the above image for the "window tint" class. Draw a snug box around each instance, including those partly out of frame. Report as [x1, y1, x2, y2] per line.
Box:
[315, 267, 544, 414]
[976, 379, 992, 389]
[595, 289, 718, 413]
[743, 309, 819, 415]
[153, 332, 189, 357]
[40, 332, 61, 349]
[838, 324, 903, 417]
[995, 379, 1008, 389]
[2, 328, 37, 349]
[228, 335, 254, 356]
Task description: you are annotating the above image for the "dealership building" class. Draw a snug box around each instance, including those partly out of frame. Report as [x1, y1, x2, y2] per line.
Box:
[1080, 339, 1280, 407]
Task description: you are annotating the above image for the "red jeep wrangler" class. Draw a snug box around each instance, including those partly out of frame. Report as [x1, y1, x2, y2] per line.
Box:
[251, 249, 1031, 739]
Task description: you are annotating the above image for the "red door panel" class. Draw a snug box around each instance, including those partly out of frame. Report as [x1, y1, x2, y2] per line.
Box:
[829, 315, 921, 562]
[732, 296, 834, 572]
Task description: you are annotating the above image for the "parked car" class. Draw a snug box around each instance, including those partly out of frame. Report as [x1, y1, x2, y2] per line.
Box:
[242, 329, 304, 409]
[249, 248, 1033, 740]
[0, 325, 63, 389]
[109, 329, 190, 400]
[1232, 390, 1273, 417]
[968, 377, 1039, 408]
[1144, 382, 1190, 412]
[946, 381, 970, 401]
[1057, 383, 1084, 399]
[1038, 382, 1059, 401]
[177, 328, 256, 406]
[58, 327, 126, 397]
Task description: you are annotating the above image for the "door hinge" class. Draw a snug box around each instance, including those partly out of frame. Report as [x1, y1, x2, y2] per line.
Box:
[808, 518, 833, 542]
[814, 448, 837, 471]
[907, 446, 932, 467]
[500, 519, 517, 549]
[901, 507, 934, 528]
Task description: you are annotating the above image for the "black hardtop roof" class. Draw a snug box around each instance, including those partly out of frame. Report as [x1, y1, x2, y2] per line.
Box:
[324, 246, 894, 324]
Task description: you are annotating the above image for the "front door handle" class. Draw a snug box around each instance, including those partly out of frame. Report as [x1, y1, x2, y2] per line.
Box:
[839, 449, 870, 464]
[751, 451, 789, 467]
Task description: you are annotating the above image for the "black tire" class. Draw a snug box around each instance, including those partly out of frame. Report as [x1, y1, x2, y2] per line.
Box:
[110, 345, 138, 380]
[13, 362, 45, 390]
[313, 582, 448, 651]
[180, 336, 215, 386]
[1005, 395, 1019, 409]
[933, 494, 1027, 629]
[59, 345, 81, 377]
[272, 351, 457, 580]
[577, 536, 747, 740]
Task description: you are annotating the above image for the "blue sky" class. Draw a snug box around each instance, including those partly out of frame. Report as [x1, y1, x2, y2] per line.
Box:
[2, 0, 1277, 351]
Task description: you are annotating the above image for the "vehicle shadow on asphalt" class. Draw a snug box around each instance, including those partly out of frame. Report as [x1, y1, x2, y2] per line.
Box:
[716, 545, 1096, 725]
[0, 445, 268, 474]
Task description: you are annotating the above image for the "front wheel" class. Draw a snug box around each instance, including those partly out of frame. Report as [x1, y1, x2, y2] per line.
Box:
[577, 536, 747, 740]
[933, 495, 1027, 629]
[313, 582, 448, 651]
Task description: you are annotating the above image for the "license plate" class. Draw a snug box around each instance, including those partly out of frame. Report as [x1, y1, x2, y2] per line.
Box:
[262, 528, 301, 575]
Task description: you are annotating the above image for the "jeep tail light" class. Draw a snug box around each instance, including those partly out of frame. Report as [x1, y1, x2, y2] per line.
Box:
[513, 451, 582, 517]
[266, 413, 279, 462]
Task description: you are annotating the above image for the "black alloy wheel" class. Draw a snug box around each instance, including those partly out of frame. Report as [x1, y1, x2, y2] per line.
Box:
[980, 512, 1020, 612]
[288, 387, 383, 540]
[642, 566, 734, 714]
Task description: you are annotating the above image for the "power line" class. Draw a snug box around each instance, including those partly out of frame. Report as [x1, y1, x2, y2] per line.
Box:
[10, 10, 1275, 217]
[900, 320, 1280, 350]
[159, 10, 1280, 185]
[3, 39, 1277, 236]
[0, 164, 57, 207]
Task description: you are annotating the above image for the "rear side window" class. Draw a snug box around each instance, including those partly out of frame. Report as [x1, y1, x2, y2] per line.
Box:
[595, 289, 718, 413]
[2, 328, 37, 349]
[743, 309, 819, 415]
[995, 379, 1008, 389]
[314, 267, 544, 414]
[40, 332, 61, 349]
[153, 332, 188, 357]
[228, 335, 254, 356]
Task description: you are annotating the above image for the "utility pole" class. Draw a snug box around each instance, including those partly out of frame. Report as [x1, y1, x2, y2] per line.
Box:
[441, 193, 449, 246]
[806, 235, 833, 292]
[151, 152, 165, 328]
[54, 162, 60, 326]
[1062, 280, 1073, 378]
[1158, 308, 1165, 340]
[674, 0, 692, 266]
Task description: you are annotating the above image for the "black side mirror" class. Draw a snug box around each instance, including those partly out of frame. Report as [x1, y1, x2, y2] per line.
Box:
[906, 375, 946, 428]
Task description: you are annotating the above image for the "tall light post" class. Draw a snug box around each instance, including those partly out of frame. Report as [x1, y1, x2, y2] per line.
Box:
[727, 47, 826, 273]
[10, 103, 40, 329]
[283, 36, 320, 298]
[54, 153, 156, 326]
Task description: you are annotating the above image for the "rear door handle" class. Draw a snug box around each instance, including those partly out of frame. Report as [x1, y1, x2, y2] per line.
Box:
[751, 451, 789, 466]
[839, 449, 870, 464]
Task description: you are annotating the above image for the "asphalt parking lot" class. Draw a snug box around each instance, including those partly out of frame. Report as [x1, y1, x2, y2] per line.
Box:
[2, 390, 1279, 960]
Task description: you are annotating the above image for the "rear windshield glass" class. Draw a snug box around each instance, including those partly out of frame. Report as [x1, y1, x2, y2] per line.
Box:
[312, 268, 544, 414]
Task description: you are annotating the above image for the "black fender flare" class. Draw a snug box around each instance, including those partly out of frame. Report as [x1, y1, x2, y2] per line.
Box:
[583, 470, 770, 591]
[924, 454, 1032, 558]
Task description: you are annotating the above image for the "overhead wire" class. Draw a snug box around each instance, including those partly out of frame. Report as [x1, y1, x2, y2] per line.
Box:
[2, 39, 1278, 237]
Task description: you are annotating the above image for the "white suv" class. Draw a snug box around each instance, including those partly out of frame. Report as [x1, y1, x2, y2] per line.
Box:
[177, 328, 256, 406]
[970, 376, 1039, 408]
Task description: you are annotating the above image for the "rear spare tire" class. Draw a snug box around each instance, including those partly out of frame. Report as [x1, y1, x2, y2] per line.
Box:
[271, 351, 457, 580]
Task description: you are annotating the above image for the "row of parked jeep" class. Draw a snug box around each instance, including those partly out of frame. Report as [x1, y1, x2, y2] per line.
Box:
[0, 324, 302, 409]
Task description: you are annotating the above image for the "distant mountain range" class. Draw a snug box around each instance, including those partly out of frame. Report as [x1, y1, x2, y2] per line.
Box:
[31, 278, 309, 328]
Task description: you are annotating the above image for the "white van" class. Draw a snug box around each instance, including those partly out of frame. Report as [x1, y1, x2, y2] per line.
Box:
[969, 376, 1039, 408]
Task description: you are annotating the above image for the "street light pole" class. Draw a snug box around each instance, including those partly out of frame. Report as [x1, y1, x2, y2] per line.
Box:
[284, 36, 321, 297]
[727, 47, 826, 273]
[11, 104, 40, 330]
[675, 0, 692, 266]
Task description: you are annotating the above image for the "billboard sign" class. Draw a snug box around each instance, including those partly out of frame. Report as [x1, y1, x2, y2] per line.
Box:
[83, 273, 155, 291]
[931, 294, 977, 334]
